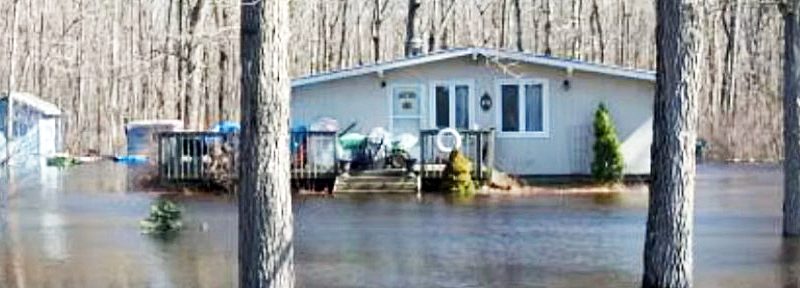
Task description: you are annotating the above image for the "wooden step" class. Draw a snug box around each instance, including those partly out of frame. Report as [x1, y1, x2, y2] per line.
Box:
[332, 188, 418, 194]
[335, 183, 417, 191]
[348, 169, 408, 177]
[334, 171, 419, 194]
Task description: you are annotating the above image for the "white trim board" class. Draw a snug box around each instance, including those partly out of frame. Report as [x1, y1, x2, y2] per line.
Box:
[292, 47, 656, 88]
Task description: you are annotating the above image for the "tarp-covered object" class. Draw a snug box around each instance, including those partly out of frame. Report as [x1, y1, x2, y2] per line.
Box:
[125, 120, 183, 157]
[210, 121, 240, 134]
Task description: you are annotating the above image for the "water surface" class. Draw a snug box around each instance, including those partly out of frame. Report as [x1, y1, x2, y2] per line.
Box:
[0, 162, 793, 287]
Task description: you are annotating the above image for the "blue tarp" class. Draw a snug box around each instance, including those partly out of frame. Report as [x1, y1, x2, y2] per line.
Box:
[210, 121, 240, 134]
[113, 155, 148, 164]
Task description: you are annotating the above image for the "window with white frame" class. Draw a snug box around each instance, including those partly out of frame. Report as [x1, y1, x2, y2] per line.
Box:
[497, 79, 549, 137]
[431, 81, 473, 130]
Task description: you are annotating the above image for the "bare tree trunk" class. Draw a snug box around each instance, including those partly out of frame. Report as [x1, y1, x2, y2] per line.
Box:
[338, 0, 350, 66]
[215, 5, 229, 121]
[720, 0, 738, 115]
[618, 0, 627, 65]
[514, 0, 523, 51]
[177, 0, 185, 123]
[642, 0, 704, 287]
[589, 0, 605, 62]
[543, 0, 552, 55]
[404, 0, 421, 56]
[187, 0, 209, 130]
[783, 0, 800, 237]
[5, 0, 20, 162]
[239, 0, 294, 286]
[371, 0, 383, 62]
[500, 0, 508, 48]
[73, 0, 84, 152]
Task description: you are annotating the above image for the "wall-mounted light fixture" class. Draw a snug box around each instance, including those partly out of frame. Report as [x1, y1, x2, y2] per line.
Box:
[480, 93, 492, 111]
[563, 66, 574, 91]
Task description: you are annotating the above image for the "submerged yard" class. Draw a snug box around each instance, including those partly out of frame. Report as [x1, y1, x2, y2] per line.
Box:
[0, 162, 793, 287]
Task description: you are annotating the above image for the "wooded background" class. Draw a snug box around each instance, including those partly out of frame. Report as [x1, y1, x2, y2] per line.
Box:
[0, 0, 784, 160]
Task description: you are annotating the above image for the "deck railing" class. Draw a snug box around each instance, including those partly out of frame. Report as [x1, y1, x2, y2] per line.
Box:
[158, 129, 490, 184]
[157, 131, 239, 183]
[419, 129, 494, 181]
[290, 131, 338, 179]
[157, 130, 339, 184]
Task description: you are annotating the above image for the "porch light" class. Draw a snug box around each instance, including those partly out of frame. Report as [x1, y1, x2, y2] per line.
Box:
[564, 66, 575, 91]
[480, 93, 492, 111]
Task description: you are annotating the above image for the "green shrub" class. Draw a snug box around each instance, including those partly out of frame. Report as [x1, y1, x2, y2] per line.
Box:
[140, 199, 183, 234]
[442, 150, 475, 196]
[591, 103, 625, 183]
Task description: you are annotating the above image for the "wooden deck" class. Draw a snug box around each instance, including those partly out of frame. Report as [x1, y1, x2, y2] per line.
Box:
[157, 131, 339, 184]
[157, 129, 495, 192]
[418, 129, 494, 182]
[157, 131, 238, 183]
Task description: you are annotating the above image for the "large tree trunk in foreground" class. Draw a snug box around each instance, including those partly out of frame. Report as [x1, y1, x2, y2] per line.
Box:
[642, 0, 704, 287]
[784, 0, 800, 237]
[239, 0, 294, 287]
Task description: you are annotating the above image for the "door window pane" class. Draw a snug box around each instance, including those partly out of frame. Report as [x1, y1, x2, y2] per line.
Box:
[435, 86, 450, 128]
[525, 84, 543, 132]
[393, 88, 420, 117]
[501, 85, 519, 132]
[455, 85, 469, 130]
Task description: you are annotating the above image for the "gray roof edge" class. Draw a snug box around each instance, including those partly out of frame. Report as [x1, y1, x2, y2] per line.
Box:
[291, 47, 656, 87]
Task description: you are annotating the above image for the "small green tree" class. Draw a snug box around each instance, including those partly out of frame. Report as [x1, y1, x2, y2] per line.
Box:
[591, 103, 625, 183]
[140, 199, 183, 234]
[442, 150, 475, 196]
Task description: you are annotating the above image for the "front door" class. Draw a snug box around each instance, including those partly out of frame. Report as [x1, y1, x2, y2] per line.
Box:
[390, 85, 423, 158]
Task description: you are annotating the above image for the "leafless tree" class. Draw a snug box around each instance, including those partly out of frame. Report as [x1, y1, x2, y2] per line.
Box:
[239, 0, 294, 286]
[404, 0, 421, 56]
[642, 0, 705, 287]
[783, 0, 800, 237]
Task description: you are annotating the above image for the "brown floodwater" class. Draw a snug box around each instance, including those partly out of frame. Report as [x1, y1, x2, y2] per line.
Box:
[0, 162, 794, 287]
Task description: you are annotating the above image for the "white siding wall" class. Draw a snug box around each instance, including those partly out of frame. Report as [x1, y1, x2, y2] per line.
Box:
[291, 57, 654, 176]
[38, 118, 58, 156]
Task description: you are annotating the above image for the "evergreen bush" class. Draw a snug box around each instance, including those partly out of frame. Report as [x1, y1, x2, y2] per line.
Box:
[591, 103, 625, 183]
[140, 199, 183, 234]
[442, 150, 475, 196]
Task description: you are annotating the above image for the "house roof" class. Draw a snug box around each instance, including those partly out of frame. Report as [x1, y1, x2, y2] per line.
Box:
[125, 120, 184, 130]
[292, 47, 656, 87]
[0, 92, 62, 116]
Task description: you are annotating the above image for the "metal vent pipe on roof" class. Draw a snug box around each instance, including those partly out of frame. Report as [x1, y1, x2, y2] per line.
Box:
[408, 38, 423, 57]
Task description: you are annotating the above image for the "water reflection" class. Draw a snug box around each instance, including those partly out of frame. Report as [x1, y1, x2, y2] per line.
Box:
[0, 162, 795, 287]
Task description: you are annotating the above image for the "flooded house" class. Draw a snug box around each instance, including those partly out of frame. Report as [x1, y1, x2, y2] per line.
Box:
[0, 92, 64, 165]
[290, 47, 656, 179]
[158, 47, 655, 192]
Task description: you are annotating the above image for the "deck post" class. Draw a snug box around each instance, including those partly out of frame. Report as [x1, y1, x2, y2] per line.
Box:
[476, 131, 483, 181]
[420, 131, 426, 179]
[158, 133, 163, 184]
[333, 133, 339, 176]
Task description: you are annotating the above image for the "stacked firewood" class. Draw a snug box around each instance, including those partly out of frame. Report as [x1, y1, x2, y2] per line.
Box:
[205, 141, 238, 193]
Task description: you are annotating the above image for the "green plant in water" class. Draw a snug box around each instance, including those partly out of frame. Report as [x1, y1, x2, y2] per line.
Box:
[591, 103, 625, 183]
[140, 199, 183, 234]
[442, 150, 475, 196]
[46, 156, 80, 167]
